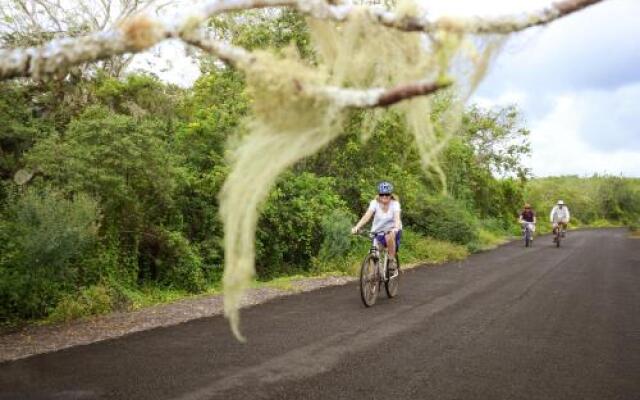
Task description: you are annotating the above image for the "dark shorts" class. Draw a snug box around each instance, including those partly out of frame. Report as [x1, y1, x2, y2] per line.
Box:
[375, 230, 402, 251]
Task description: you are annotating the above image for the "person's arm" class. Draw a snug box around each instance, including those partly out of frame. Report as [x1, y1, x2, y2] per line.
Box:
[566, 208, 570, 221]
[550, 207, 555, 223]
[533, 212, 537, 224]
[352, 209, 374, 234]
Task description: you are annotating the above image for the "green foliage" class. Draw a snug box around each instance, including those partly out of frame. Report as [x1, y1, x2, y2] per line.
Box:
[398, 230, 469, 265]
[210, 10, 312, 58]
[146, 229, 206, 293]
[93, 73, 181, 118]
[0, 82, 51, 178]
[48, 284, 113, 323]
[318, 209, 355, 261]
[256, 172, 348, 277]
[525, 176, 640, 227]
[406, 195, 479, 245]
[0, 188, 100, 319]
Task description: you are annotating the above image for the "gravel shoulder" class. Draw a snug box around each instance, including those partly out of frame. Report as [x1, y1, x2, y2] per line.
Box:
[0, 275, 354, 363]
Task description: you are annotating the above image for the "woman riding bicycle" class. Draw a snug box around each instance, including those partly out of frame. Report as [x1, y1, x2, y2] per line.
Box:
[351, 182, 402, 273]
[519, 203, 536, 243]
[519, 203, 536, 229]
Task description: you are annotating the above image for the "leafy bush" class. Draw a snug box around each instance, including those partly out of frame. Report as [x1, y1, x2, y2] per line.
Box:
[0, 188, 100, 320]
[139, 229, 206, 293]
[405, 195, 479, 245]
[318, 209, 355, 261]
[256, 172, 348, 277]
[48, 284, 113, 322]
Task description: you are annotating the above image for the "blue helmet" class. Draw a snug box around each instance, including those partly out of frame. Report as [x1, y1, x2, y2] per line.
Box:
[378, 181, 393, 195]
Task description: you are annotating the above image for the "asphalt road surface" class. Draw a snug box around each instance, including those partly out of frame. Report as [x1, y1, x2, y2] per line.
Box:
[1, 229, 639, 400]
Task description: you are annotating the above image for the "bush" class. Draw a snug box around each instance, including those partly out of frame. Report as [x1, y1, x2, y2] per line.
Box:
[48, 284, 113, 322]
[318, 209, 355, 261]
[0, 188, 100, 320]
[405, 195, 479, 245]
[139, 229, 206, 293]
[256, 172, 348, 277]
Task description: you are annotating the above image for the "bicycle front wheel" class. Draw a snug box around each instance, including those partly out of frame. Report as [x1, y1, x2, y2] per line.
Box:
[360, 254, 379, 307]
[385, 255, 400, 298]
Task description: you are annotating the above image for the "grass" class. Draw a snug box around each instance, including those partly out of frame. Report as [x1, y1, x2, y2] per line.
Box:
[469, 228, 509, 252]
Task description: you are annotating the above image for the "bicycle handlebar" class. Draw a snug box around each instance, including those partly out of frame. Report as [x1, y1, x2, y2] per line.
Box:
[353, 230, 392, 238]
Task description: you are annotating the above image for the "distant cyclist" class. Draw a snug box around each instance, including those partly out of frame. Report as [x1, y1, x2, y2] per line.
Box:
[351, 181, 402, 274]
[550, 200, 570, 240]
[519, 203, 536, 240]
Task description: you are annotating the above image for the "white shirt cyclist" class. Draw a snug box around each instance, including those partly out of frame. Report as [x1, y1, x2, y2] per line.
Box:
[368, 199, 402, 233]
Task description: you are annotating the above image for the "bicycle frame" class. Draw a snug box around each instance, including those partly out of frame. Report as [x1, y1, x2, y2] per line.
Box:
[553, 222, 566, 246]
[367, 232, 389, 282]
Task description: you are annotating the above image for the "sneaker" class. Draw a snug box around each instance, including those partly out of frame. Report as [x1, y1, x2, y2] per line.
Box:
[390, 259, 400, 278]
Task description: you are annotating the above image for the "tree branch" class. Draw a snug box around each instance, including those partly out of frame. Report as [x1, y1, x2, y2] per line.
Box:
[0, 0, 607, 86]
[185, 33, 452, 108]
[428, 0, 605, 34]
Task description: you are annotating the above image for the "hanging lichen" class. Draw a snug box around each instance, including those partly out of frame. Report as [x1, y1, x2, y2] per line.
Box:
[220, 0, 505, 339]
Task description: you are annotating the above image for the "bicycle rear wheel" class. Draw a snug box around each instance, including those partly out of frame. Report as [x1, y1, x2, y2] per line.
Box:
[385, 255, 400, 298]
[525, 230, 531, 247]
[360, 254, 379, 307]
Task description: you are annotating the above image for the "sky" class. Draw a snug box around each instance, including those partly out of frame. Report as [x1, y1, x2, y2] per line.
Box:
[432, 0, 640, 177]
[130, 0, 640, 177]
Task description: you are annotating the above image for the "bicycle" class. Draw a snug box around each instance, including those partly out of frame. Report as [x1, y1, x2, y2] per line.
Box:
[356, 230, 400, 307]
[522, 222, 534, 247]
[553, 223, 565, 247]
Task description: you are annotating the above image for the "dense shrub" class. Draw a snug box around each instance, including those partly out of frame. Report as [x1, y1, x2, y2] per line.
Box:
[256, 172, 348, 277]
[157, 230, 206, 293]
[318, 209, 355, 261]
[405, 195, 479, 245]
[0, 188, 100, 320]
[48, 284, 113, 322]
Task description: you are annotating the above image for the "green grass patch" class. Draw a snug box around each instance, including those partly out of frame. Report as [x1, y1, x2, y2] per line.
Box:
[311, 229, 468, 275]
[47, 284, 113, 323]
[469, 228, 509, 252]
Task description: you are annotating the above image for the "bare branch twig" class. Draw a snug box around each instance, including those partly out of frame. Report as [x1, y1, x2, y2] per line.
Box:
[0, 0, 603, 87]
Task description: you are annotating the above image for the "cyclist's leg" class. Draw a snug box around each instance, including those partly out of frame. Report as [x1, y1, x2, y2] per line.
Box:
[385, 231, 397, 258]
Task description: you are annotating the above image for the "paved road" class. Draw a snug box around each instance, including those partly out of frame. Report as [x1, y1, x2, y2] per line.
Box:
[1, 229, 639, 400]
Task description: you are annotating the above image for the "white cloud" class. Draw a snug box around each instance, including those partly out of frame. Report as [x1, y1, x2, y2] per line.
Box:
[472, 0, 640, 177]
[526, 89, 640, 177]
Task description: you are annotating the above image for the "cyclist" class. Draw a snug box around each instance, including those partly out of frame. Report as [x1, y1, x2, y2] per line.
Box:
[550, 200, 570, 241]
[519, 203, 536, 241]
[351, 181, 403, 274]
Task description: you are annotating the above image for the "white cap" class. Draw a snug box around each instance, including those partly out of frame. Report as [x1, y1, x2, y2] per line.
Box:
[557, 200, 565, 205]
